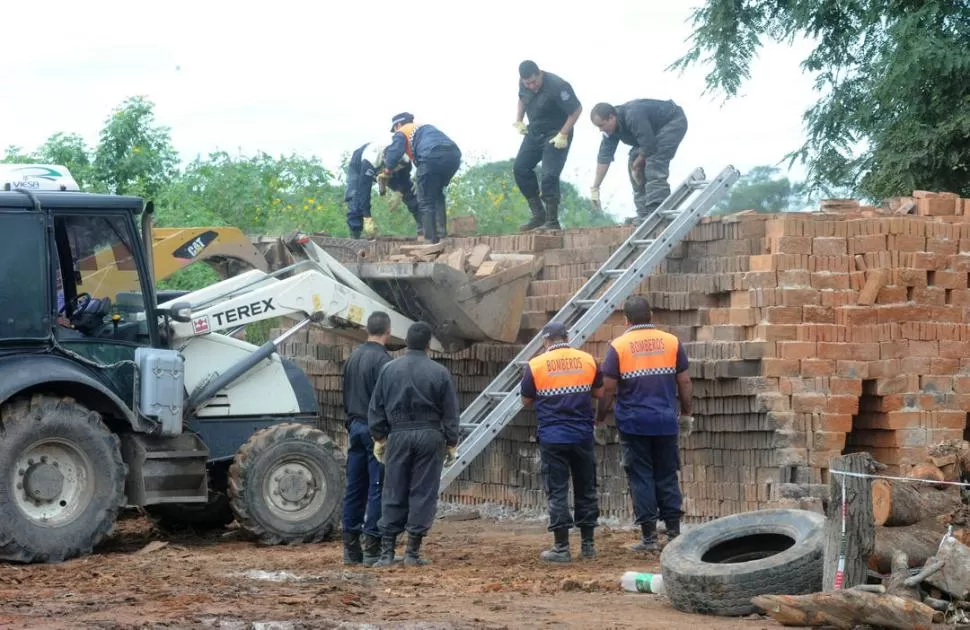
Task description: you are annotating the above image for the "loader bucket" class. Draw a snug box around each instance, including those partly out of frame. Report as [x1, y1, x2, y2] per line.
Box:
[354, 253, 540, 353]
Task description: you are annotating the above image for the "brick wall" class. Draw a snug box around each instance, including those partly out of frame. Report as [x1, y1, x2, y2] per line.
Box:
[275, 197, 970, 522]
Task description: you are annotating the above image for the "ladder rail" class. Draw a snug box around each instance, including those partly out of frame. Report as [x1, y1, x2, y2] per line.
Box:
[440, 165, 741, 491]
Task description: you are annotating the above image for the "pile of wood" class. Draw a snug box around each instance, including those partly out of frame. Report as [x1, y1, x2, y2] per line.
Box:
[754, 450, 970, 628]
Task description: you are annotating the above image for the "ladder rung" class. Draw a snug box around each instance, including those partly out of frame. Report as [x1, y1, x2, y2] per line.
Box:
[631, 239, 655, 246]
[483, 391, 509, 399]
[575, 299, 597, 307]
[460, 423, 479, 430]
[601, 268, 625, 277]
[690, 180, 710, 189]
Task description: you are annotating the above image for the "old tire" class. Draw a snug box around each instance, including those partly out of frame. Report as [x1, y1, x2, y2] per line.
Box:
[146, 461, 234, 531]
[228, 422, 346, 545]
[660, 508, 825, 617]
[0, 394, 127, 563]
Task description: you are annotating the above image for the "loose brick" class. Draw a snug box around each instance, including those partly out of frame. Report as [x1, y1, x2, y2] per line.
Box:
[868, 358, 902, 379]
[934, 270, 969, 289]
[777, 341, 817, 360]
[778, 269, 812, 287]
[917, 197, 957, 216]
[771, 236, 813, 255]
[811, 272, 851, 290]
[893, 268, 928, 287]
[901, 356, 932, 374]
[813, 413, 853, 433]
[782, 288, 821, 307]
[876, 285, 908, 304]
[836, 360, 869, 379]
[909, 340, 939, 357]
[920, 375, 954, 393]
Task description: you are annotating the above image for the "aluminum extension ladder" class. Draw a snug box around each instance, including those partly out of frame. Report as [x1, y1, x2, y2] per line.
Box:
[439, 165, 741, 492]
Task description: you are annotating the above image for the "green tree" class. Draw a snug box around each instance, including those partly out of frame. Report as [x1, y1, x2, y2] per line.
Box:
[671, 1, 970, 199]
[2, 146, 35, 164]
[36, 133, 95, 189]
[94, 95, 179, 197]
[713, 165, 803, 214]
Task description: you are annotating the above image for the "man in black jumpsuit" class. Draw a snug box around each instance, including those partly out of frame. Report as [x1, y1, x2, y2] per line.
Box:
[344, 140, 422, 239]
[589, 99, 688, 225]
[514, 60, 583, 232]
[368, 321, 460, 567]
[341, 311, 393, 566]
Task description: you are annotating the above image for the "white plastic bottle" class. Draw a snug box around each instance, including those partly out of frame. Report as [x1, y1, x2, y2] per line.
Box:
[620, 571, 665, 595]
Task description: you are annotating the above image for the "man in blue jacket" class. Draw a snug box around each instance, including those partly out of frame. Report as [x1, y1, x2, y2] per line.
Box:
[383, 113, 462, 244]
[344, 139, 421, 239]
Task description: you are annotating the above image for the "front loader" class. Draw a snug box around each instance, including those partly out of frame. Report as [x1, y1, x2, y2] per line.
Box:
[0, 166, 535, 564]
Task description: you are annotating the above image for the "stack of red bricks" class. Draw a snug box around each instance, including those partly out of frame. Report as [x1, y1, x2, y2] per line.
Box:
[273, 189, 970, 522]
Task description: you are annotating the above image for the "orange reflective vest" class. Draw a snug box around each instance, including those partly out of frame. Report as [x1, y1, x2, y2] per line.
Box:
[605, 325, 685, 435]
[525, 344, 601, 443]
[394, 122, 423, 162]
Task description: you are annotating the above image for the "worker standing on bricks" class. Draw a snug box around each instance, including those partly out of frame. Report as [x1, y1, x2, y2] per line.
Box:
[588, 99, 688, 225]
[597, 296, 693, 551]
[383, 113, 462, 244]
[344, 139, 422, 239]
[341, 311, 393, 566]
[520, 322, 604, 563]
[368, 321, 460, 567]
[513, 60, 583, 232]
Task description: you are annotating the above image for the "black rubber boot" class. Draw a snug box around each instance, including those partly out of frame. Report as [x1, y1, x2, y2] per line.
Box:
[540, 198, 562, 231]
[519, 197, 546, 232]
[404, 533, 431, 566]
[342, 531, 363, 565]
[540, 528, 571, 563]
[664, 519, 681, 542]
[371, 534, 398, 568]
[350, 229, 362, 240]
[630, 521, 658, 552]
[580, 526, 596, 559]
[361, 533, 381, 567]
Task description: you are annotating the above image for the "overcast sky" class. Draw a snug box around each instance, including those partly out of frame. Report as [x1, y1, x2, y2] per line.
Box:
[0, 0, 820, 219]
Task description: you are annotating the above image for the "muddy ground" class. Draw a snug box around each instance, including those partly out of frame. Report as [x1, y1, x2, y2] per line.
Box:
[0, 510, 782, 630]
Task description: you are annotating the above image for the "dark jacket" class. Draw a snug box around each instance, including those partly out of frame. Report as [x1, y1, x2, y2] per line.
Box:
[596, 99, 685, 163]
[367, 349, 460, 446]
[342, 340, 392, 427]
[518, 71, 582, 137]
[384, 125, 459, 171]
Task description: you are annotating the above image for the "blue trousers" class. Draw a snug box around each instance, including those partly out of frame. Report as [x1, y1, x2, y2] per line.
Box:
[619, 432, 683, 526]
[342, 419, 384, 537]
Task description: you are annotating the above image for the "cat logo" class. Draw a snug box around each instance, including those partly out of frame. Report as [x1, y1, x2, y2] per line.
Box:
[173, 230, 219, 260]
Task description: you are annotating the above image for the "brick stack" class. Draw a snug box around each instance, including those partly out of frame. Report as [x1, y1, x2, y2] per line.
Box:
[273, 190, 970, 522]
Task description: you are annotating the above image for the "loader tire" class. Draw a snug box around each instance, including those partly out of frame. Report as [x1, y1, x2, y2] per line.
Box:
[0, 394, 126, 564]
[228, 422, 345, 545]
[660, 508, 825, 617]
[146, 461, 235, 532]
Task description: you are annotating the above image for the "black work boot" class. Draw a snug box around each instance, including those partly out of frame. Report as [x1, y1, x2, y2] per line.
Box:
[404, 533, 432, 566]
[630, 521, 658, 552]
[350, 229, 362, 240]
[342, 531, 363, 565]
[371, 534, 398, 568]
[361, 533, 381, 567]
[580, 526, 596, 559]
[664, 519, 681, 543]
[519, 197, 546, 232]
[540, 528, 571, 563]
[540, 198, 562, 231]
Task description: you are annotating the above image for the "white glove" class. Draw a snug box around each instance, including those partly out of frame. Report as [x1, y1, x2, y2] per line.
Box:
[444, 445, 458, 467]
[363, 217, 377, 238]
[678, 415, 694, 438]
[549, 132, 569, 149]
[513, 121, 528, 136]
[590, 187, 602, 212]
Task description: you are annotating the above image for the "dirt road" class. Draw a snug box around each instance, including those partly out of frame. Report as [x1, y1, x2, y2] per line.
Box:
[0, 512, 780, 630]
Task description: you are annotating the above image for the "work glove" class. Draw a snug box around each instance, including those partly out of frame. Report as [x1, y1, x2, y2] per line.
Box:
[594, 422, 608, 446]
[373, 439, 386, 463]
[678, 415, 694, 438]
[444, 445, 458, 467]
[513, 121, 528, 136]
[363, 217, 377, 238]
[590, 187, 602, 212]
[549, 132, 569, 149]
[376, 172, 390, 196]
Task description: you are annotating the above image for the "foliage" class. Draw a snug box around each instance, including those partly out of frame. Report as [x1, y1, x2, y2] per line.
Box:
[93, 95, 179, 197]
[713, 165, 805, 214]
[670, 1, 970, 199]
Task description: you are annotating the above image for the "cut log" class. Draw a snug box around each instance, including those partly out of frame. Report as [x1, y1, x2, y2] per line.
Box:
[869, 520, 947, 574]
[823, 453, 875, 591]
[752, 590, 935, 629]
[908, 462, 947, 489]
[872, 480, 931, 526]
[925, 536, 970, 599]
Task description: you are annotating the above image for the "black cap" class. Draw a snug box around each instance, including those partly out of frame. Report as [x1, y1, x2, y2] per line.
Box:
[541, 321, 568, 340]
[391, 112, 414, 131]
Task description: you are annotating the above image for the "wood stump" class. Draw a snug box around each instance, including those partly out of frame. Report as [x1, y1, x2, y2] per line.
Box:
[823, 453, 875, 592]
